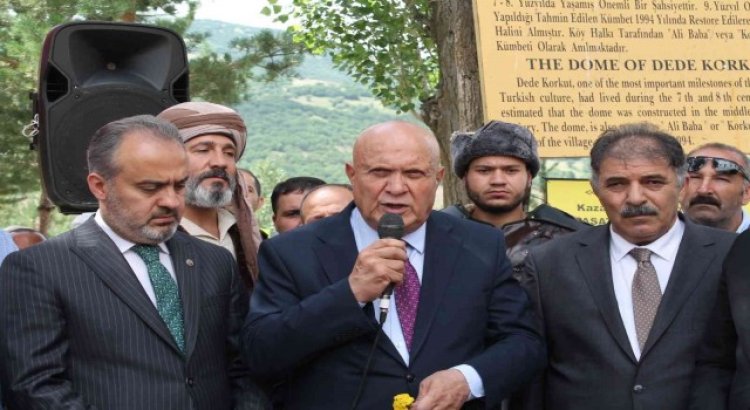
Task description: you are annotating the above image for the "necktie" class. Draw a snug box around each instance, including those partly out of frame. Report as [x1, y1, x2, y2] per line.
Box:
[630, 247, 662, 351]
[396, 257, 420, 351]
[132, 244, 185, 352]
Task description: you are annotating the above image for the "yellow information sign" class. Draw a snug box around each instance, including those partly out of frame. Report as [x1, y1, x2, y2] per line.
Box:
[547, 178, 750, 225]
[546, 178, 608, 225]
[473, 0, 750, 157]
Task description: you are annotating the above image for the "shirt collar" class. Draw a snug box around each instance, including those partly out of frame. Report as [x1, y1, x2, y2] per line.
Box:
[609, 216, 684, 263]
[179, 208, 236, 240]
[94, 212, 170, 255]
[350, 208, 426, 254]
[737, 208, 750, 233]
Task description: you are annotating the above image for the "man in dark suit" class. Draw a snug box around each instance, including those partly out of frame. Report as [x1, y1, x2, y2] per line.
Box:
[0, 115, 266, 409]
[518, 123, 735, 410]
[244, 121, 545, 409]
[690, 228, 750, 409]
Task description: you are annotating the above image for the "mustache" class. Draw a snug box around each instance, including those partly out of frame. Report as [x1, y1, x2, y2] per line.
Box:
[197, 168, 230, 183]
[689, 195, 721, 208]
[152, 207, 179, 219]
[620, 205, 659, 218]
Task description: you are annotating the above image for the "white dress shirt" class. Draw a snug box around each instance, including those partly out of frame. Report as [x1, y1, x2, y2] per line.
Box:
[609, 218, 684, 360]
[737, 209, 750, 233]
[95, 212, 178, 306]
[349, 209, 484, 399]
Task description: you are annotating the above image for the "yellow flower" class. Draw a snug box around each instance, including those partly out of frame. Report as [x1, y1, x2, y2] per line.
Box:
[393, 393, 415, 410]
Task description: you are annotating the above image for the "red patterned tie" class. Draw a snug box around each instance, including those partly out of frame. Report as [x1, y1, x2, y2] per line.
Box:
[396, 258, 420, 351]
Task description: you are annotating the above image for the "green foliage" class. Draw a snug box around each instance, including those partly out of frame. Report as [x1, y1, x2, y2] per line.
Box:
[188, 28, 304, 104]
[280, 0, 438, 113]
[246, 158, 286, 234]
[0, 3, 302, 234]
[0, 190, 74, 235]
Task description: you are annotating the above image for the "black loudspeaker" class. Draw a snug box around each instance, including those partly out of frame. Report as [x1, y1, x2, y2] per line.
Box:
[36, 21, 189, 213]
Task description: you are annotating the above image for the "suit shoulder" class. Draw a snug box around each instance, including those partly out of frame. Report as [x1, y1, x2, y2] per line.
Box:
[691, 223, 737, 246]
[431, 210, 500, 236]
[262, 215, 341, 250]
[21, 228, 76, 254]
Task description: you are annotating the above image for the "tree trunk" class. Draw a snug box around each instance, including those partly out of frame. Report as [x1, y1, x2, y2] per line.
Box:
[422, 0, 483, 208]
[37, 187, 55, 237]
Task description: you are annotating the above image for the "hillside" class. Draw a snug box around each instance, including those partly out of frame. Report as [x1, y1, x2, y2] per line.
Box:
[190, 20, 410, 184]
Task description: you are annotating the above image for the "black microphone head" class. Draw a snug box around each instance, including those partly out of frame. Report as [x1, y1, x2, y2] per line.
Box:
[377, 213, 404, 239]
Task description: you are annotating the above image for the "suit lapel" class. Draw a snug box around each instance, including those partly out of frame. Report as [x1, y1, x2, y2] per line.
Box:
[312, 206, 406, 365]
[168, 234, 200, 359]
[640, 220, 717, 357]
[313, 205, 359, 286]
[71, 219, 181, 353]
[409, 214, 460, 361]
[576, 225, 637, 363]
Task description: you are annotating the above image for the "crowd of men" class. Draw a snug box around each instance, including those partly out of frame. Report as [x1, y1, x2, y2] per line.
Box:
[0, 103, 748, 410]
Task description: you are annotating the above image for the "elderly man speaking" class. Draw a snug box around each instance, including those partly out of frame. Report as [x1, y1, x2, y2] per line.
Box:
[244, 121, 544, 409]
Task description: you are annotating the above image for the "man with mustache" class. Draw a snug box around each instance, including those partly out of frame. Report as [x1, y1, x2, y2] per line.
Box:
[0, 116, 267, 409]
[444, 120, 586, 276]
[517, 123, 736, 410]
[158, 102, 261, 289]
[679, 143, 750, 232]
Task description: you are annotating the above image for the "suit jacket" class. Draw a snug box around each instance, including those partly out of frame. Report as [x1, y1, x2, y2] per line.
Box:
[0, 219, 266, 410]
[243, 205, 545, 409]
[519, 218, 735, 410]
[690, 228, 750, 410]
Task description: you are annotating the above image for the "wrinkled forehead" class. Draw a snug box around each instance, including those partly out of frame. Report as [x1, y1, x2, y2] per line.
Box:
[355, 136, 438, 170]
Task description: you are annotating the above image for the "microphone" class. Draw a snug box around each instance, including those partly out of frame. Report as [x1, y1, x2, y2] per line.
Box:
[377, 213, 404, 324]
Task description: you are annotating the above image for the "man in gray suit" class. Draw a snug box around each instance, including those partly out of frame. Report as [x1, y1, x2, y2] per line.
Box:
[0, 115, 265, 409]
[518, 123, 736, 410]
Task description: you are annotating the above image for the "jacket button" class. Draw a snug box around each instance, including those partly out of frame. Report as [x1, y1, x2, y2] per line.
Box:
[186, 377, 195, 386]
[406, 373, 415, 382]
[633, 384, 643, 393]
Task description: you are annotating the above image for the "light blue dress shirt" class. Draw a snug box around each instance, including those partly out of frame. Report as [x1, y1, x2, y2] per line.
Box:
[737, 209, 750, 233]
[0, 229, 17, 266]
[0, 228, 18, 409]
[349, 209, 484, 400]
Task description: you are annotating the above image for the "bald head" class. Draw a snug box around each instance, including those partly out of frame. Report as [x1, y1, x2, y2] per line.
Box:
[346, 121, 444, 233]
[300, 184, 354, 224]
[353, 121, 441, 170]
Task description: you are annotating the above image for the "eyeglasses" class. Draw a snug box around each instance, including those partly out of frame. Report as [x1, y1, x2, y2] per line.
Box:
[686, 156, 750, 181]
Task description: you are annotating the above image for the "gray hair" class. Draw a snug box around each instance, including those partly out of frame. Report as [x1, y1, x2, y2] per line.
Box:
[87, 115, 183, 180]
[590, 123, 687, 188]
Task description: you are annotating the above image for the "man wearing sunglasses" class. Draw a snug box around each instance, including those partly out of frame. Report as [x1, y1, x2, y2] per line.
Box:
[680, 143, 750, 232]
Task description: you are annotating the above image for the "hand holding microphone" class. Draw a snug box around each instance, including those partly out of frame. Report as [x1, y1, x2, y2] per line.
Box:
[347, 213, 407, 312]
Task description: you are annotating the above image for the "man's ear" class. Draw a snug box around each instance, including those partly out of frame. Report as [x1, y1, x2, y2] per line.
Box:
[345, 162, 355, 183]
[742, 182, 750, 206]
[87, 172, 108, 201]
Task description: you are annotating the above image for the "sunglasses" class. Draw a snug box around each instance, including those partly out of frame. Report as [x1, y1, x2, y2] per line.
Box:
[686, 156, 750, 181]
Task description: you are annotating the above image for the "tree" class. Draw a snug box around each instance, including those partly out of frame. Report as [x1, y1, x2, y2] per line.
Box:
[0, 0, 302, 234]
[276, 0, 483, 205]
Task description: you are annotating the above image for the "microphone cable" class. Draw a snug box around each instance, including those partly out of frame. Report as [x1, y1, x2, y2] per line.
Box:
[350, 307, 387, 410]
